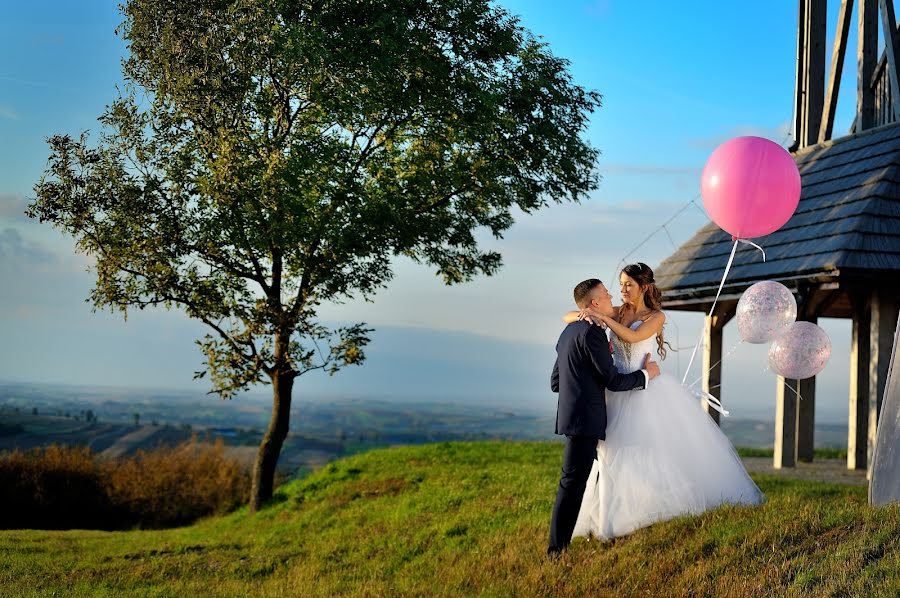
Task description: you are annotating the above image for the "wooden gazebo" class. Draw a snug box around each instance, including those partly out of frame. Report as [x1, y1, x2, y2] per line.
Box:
[655, 0, 900, 470]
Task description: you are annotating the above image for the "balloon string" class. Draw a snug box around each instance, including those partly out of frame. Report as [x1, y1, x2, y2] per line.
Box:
[686, 340, 743, 390]
[736, 238, 766, 262]
[785, 381, 803, 402]
[681, 239, 740, 385]
[689, 387, 730, 417]
[764, 364, 805, 400]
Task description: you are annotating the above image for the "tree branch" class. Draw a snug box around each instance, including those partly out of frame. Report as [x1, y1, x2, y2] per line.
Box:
[81, 224, 272, 376]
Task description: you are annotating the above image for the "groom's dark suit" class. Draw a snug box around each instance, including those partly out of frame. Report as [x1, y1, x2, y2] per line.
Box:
[548, 320, 647, 554]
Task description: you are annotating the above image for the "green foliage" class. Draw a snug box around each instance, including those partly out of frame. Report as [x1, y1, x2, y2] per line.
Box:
[736, 446, 776, 458]
[1, 442, 897, 596]
[736, 447, 850, 460]
[28, 0, 601, 400]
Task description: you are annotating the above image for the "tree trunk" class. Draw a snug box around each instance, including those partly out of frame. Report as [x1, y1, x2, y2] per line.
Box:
[249, 371, 294, 512]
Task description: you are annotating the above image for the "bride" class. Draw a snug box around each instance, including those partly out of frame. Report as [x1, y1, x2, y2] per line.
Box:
[563, 262, 764, 541]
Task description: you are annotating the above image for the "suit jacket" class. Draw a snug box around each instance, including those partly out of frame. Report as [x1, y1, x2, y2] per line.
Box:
[551, 320, 646, 439]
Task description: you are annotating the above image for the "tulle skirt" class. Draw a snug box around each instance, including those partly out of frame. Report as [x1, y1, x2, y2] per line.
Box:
[573, 373, 764, 541]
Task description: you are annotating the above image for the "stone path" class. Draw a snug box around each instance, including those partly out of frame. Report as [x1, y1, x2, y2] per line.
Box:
[742, 457, 868, 487]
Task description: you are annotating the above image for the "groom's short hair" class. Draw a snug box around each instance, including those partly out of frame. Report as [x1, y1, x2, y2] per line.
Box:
[574, 279, 602, 309]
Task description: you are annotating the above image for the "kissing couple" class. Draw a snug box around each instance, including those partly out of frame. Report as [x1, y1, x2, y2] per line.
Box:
[548, 263, 764, 556]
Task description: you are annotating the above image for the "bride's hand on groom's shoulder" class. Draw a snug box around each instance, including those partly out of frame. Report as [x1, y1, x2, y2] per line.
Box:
[577, 309, 603, 326]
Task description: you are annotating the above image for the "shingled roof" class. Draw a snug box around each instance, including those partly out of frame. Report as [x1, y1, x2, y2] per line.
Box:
[655, 122, 900, 309]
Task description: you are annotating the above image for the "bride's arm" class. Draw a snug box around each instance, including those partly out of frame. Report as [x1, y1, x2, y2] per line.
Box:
[562, 305, 614, 325]
[599, 311, 665, 343]
[562, 310, 582, 324]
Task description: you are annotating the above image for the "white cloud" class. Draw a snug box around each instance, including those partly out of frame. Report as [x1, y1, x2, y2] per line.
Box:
[0, 193, 31, 223]
[688, 120, 794, 151]
[0, 227, 58, 267]
[0, 105, 18, 120]
[599, 163, 701, 176]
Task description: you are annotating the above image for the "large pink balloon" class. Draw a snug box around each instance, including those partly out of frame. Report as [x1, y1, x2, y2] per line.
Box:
[701, 136, 801, 239]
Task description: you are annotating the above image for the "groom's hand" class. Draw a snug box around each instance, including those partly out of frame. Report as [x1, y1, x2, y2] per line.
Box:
[643, 353, 660, 380]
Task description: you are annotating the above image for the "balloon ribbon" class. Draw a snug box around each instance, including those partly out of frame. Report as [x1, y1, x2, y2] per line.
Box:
[689, 387, 730, 417]
[679, 237, 767, 414]
[681, 239, 740, 385]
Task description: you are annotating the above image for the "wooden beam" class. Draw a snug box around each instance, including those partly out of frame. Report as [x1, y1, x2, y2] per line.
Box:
[869, 287, 900, 475]
[859, 0, 879, 131]
[790, 286, 821, 463]
[879, 0, 900, 121]
[791, 0, 808, 151]
[820, 0, 854, 142]
[775, 376, 799, 469]
[793, 0, 828, 150]
[803, 288, 841, 318]
[808, 0, 827, 145]
[798, 376, 817, 461]
[867, 17, 900, 89]
[848, 292, 871, 470]
[702, 314, 725, 426]
[797, 315, 818, 462]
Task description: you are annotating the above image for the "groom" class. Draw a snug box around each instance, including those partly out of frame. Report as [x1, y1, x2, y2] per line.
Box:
[547, 278, 659, 556]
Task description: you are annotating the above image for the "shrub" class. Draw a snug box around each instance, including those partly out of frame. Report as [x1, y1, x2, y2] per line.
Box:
[0, 445, 114, 530]
[104, 439, 250, 528]
[0, 439, 250, 530]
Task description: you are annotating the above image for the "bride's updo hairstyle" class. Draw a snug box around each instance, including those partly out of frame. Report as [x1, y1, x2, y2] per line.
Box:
[620, 262, 667, 359]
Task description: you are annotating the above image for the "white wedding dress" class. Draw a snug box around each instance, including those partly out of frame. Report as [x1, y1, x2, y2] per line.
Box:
[573, 320, 764, 541]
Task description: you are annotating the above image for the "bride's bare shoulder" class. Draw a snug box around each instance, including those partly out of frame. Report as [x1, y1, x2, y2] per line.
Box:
[647, 309, 666, 324]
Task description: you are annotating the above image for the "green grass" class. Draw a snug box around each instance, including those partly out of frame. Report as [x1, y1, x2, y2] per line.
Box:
[0, 441, 897, 597]
[735, 446, 849, 460]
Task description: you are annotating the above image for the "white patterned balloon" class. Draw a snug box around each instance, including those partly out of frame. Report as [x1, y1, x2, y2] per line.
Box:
[736, 281, 797, 344]
[768, 321, 832, 380]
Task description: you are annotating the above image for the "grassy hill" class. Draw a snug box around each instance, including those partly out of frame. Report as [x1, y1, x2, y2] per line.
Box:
[0, 441, 897, 597]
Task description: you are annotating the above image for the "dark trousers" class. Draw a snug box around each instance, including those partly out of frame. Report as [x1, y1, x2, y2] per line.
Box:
[548, 435, 598, 553]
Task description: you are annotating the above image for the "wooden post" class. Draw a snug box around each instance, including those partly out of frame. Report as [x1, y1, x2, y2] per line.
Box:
[792, 0, 828, 150]
[791, 0, 807, 149]
[848, 292, 871, 470]
[860, 0, 879, 131]
[797, 315, 818, 462]
[702, 314, 723, 425]
[878, 0, 900, 121]
[775, 376, 799, 468]
[820, 0, 854, 142]
[869, 287, 900, 474]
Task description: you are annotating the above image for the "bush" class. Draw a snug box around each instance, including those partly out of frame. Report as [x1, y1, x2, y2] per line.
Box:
[0, 440, 251, 530]
[105, 440, 250, 528]
[0, 445, 113, 530]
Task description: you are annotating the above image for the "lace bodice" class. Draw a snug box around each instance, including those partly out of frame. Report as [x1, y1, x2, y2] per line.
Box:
[609, 320, 658, 374]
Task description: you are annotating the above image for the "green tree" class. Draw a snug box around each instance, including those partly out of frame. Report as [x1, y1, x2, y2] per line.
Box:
[29, 0, 602, 511]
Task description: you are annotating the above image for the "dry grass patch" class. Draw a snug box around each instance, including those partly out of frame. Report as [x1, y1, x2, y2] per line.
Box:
[0, 439, 250, 530]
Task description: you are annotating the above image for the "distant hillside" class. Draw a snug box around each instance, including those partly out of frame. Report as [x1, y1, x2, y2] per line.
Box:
[1, 385, 853, 482]
[0, 442, 896, 596]
[0, 411, 193, 456]
[0, 313, 857, 423]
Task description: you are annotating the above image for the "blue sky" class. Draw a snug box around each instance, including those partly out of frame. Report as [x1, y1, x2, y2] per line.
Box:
[0, 1, 865, 422]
